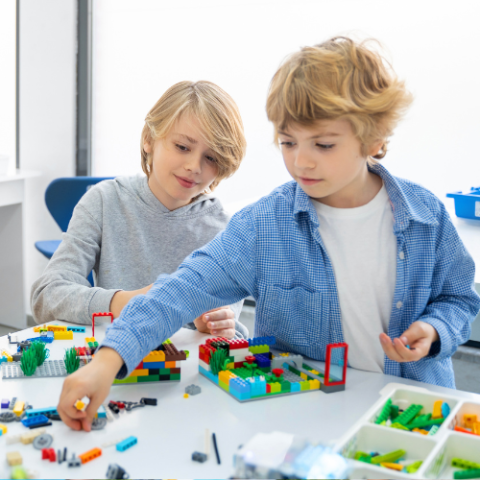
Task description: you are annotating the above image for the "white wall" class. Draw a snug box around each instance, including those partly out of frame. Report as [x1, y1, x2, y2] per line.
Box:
[91, 0, 480, 209]
[0, 0, 16, 171]
[20, 0, 77, 315]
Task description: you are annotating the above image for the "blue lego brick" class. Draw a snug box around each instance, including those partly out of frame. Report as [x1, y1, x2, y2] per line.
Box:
[25, 406, 58, 418]
[21, 414, 49, 428]
[1, 398, 9, 408]
[248, 336, 276, 347]
[0, 357, 7, 364]
[67, 326, 86, 333]
[143, 361, 165, 369]
[27, 336, 53, 344]
[116, 436, 138, 452]
[230, 387, 251, 401]
[230, 377, 251, 394]
[199, 365, 219, 384]
[442, 402, 451, 418]
[291, 382, 301, 392]
[254, 353, 271, 368]
[97, 405, 106, 418]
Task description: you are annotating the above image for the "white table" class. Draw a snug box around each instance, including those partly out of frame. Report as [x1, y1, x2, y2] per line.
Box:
[1, 323, 480, 479]
[0, 171, 39, 329]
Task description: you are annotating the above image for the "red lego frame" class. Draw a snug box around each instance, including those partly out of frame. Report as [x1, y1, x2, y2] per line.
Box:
[324, 342, 348, 387]
[92, 312, 114, 337]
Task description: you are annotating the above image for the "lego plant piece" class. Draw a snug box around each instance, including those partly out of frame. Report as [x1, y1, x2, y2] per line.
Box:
[79, 447, 102, 464]
[192, 451, 207, 462]
[30, 341, 49, 366]
[106, 463, 130, 479]
[68, 453, 81, 468]
[64, 347, 80, 374]
[116, 436, 137, 452]
[20, 348, 37, 376]
[370, 449, 406, 465]
[210, 349, 228, 375]
[212, 432, 221, 465]
[33, 433, 53, 450]
[454, 470, 480, 480]
[6, 451, 22, 466]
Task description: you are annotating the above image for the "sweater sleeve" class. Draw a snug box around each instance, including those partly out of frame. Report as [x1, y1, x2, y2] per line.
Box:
[30, 192, 121, 325]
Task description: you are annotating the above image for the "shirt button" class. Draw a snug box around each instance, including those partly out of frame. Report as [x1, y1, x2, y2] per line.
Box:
[396, 301, 403, 309]
[399, 251, 405, 260]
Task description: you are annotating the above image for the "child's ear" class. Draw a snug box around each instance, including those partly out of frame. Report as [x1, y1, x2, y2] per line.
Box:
[369, 140, 384, 157]
[143, 138, 153, 154]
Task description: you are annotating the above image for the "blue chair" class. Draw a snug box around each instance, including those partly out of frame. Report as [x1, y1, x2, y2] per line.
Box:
[35, 177, 114, 286]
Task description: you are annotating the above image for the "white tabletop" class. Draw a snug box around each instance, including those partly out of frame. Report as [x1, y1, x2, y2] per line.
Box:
[1, 322, 480, 479]
[0, 169, 41, 183]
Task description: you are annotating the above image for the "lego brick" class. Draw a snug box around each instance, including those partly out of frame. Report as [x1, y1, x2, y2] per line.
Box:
[54, 331, 74, 340]
[21, 415, 49, 428]
[219, 380, 230, 392]
[142, 361, 164, 369]
[165, 361, 176, 368]
[20, 427, 46, 444]
[47, 325, 67, 332]
[163, 343, 187, 361]
[67, 326, 86, 332]
[79, 447, 102, 464]
[2, 359, 85, 379]
[130, 368, 149, 377]
[25, 407, 58, 418]
[291, 382, 301, 392]
[159, 374, 171, 381]
[170, 367, 181, 374]
[143, 350, 165, 362]
[0, 423, 7, 434]
[6, 451, 22, 466]
[113, 377, 138, 384]
[116, 436, 137, 452]
[138, 375, 161, 382]
[13, 401, 24, 416]
[199, 359, 211, 371]
[170, 373, 180, 381]
[199, 365, 219, 384]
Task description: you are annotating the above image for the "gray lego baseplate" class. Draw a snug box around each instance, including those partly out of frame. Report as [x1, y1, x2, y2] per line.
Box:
[1, 359, 85, 379]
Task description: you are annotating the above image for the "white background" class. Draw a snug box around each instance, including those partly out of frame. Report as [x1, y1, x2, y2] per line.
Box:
[92, 0, 480, 207]
[0, 0, 16, 170]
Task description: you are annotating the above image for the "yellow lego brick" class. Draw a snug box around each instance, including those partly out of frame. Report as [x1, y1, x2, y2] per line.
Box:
[270, 382, 281, 393]
[33, 325, 41, 332]
[464, 414, 478, 428]
[412, 428, 429, 435]
[130, 369, 149, 377]
[310, 369, 320, 375]
[13, 401, 25, 416]
[6, 451, 22, 466]
[226, 362, 234, 370]
[85, 336, 96, 344]
[309, 379, 320, 390]
[432, 400, 443, 419]
[219, 370, 237, 385]
[381, 462, 404, 471]
[300, 372, 308, 380]
[74, 400, 86, 411]
[143, 350, 165, 362]
[54, 331, 73, 340]
[48, 324, 67, 332]
[0, 424, 7, 434]
[473, 422, 480, 435]
[279, 352, 290, 357]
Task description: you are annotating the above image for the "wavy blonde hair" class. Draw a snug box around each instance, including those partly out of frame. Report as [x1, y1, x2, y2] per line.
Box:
[266, 37, 413, 161]
[141, 81, 246, 191]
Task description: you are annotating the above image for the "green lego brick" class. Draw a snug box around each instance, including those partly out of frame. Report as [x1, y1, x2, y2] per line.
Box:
[113, 377, 137, 384]
[406, 461, 423, 474]
[375, 398, 392, 424]
[219, 380, 229, 392]
[406, 413, 431, 428]
[358, 456, 372, 464]
[138, 375, 160, 382]
[390, 404, 399, 420]
[371, 449, 406, 465]
[354, 451, 371, 461]
[407, 417, 444, 430]
[395, 404, 423, 426]
[170, 373, 180, 380]
[391, 422, 409, 431]
[300, 381, 310, 391]
[452, 458, 480, 470]
[454, 469, 480, 479]
[159, 368, 171, 375]
[281, 381, 291, 392]
[287, 365, 301, 376]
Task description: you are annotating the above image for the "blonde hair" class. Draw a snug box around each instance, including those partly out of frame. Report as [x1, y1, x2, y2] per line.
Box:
[266, 37, 413, 161]
[141, 81, 246, 191]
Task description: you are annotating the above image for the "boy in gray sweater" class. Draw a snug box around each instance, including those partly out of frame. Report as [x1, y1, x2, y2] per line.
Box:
[31, 81, 248, 339]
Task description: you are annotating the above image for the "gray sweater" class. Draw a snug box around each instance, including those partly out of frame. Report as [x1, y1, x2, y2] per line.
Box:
[31, 175, 247, 336]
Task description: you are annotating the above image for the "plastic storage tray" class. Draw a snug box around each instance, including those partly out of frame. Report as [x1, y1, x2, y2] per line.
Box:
[334, 383, 480, 479]
[446, 187, 480, 220]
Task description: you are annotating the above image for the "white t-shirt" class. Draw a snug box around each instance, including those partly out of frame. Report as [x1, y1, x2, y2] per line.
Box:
[312, 184, 397, 373]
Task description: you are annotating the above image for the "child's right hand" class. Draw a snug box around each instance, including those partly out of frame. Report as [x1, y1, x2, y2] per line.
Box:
[57, 347, 124, 431]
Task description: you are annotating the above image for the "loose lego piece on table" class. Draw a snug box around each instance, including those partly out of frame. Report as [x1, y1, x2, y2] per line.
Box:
[10, 466, 29, 480]
[106, 463, 130, 479]
[185, 384, 201, 396]
[116, 436, 137, 452]
[41, 448, 56, 462]
[1, 398, 9, 408]
[13, 401, 25, 417]
[140, 397, 157, 406]
[54, 330, 73, 340]
[0, 411, 17, 423]
[0, 423, 7, 435]
[183, 393, 189, 399]
[47, 324, 67, 332]
[79, 447, 102, 464]
[21, 414, 49, 428]
[192, 451, 207, 463]
[68, 453, 81, 468]
[212, 432, 221, 465]
[33, 433, 53, 450]
[7, 451, 23, 466]
[20, 427, 46, 444]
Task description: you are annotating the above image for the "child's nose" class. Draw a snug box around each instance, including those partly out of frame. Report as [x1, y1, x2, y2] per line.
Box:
[294, 149, 315, 169]
[185, 153, 202, 173]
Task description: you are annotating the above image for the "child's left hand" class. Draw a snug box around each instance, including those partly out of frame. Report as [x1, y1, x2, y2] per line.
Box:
[379, 321, 440, 362]
[194, 306, 236, 339]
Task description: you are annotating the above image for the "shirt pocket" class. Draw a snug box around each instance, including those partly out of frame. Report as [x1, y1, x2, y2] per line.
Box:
[261, 285, 326, 348]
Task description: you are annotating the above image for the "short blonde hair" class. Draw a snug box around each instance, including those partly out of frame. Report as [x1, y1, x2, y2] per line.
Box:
[266, 37, 413, 161]
[141, 81, 246, 191]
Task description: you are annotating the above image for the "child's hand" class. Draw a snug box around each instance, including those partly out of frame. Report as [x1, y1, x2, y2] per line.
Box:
[57, 347, 123, 431]
[379, 321, 440, 363]
[194, 306, 236, 339]
[110, 284, 153, 318]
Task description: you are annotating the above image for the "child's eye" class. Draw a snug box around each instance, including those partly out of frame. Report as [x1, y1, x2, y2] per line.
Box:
[316, 143, 334, 150]
[279, 141, 295, 148]
[176, 144, 189, 152]
[205, 155, 217, 163]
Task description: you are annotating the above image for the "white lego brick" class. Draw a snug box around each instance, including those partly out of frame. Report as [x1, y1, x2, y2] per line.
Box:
[199, 359, 211, 372]
[230, 348, 249, 357]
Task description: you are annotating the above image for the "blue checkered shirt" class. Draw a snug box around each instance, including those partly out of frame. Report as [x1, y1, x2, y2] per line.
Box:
[103, 164, 480, 388]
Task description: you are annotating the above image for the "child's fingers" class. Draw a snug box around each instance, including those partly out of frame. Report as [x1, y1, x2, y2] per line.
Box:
[380, 333, 403, 362]
[392, 338, 424, 362]
[204, 307, 234, 322]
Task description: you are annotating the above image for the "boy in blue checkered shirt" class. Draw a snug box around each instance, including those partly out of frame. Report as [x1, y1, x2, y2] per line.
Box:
[58, 37, 480, 431]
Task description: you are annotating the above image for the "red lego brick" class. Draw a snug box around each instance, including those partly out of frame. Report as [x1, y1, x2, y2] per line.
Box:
[266, 384, 271, 393]
[233, 361, 245, 368]
[135, 361, 143, 370]
[42, 448, 56, 462]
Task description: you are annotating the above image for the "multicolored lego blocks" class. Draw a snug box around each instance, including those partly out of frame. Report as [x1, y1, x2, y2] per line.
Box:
[199, 337, 348, 401]
[113, 340, 187, 385]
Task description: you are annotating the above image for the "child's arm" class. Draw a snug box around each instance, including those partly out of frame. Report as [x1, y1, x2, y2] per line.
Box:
[381, 203, 480, 363]
[57, 206, 257, 427]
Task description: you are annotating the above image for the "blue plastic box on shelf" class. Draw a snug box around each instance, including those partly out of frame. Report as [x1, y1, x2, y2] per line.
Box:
[446, 187, 480, 220]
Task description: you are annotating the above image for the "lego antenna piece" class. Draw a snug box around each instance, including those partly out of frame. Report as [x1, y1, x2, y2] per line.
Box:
[212, 432, 221, 465]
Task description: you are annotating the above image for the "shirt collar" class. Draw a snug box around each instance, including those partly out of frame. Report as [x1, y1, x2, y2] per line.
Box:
[292, 163, 437, 232]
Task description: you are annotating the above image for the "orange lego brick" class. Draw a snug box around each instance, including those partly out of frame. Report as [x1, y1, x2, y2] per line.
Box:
[381, 462, 404, 471]
[47, 325, 67, 332]
[79, 447, 102, 464]
[130, 369, 149, 377]
[165, 361, 176, 369]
